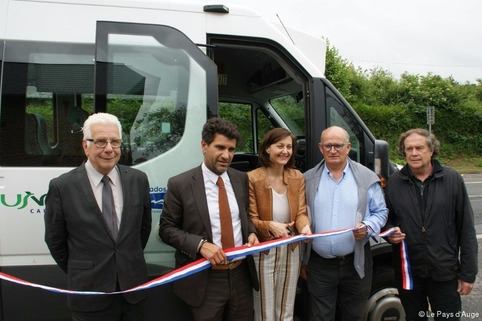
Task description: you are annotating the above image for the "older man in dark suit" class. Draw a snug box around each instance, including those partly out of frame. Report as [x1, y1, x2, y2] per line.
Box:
[45, 113, 152, 321]
[159, 117, 259, 321]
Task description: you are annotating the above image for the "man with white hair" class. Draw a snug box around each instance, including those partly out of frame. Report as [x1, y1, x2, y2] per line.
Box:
[45, 112, 152, 321]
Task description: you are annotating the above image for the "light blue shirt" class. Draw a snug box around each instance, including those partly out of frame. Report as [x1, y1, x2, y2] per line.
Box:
[311, 162, 387, 258]
[312, 163, 358, 257]
[303, 158, 388, 276]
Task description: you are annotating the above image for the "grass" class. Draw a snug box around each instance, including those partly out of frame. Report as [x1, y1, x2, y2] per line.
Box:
[390, 155, 482, 174]
[441, 156, 482, 174]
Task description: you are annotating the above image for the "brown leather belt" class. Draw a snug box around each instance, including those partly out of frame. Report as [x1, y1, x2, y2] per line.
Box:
[211, 260, 243, 270]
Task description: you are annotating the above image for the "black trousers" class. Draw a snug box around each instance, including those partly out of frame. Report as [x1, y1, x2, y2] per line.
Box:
[307, 248, 372, 321]
[190, 261, 253, 321]
[71, 296, 145, 321]
[397, 275, 461, 321]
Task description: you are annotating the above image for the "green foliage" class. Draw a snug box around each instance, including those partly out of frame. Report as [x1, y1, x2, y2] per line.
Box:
[325, 43, 482, 162]
[219, 102, 254, 152]
[325, 43, 367, 104]
[270, 96, 305, 136]
[130, 106, 186, 162]
[107, 97, 142, 134]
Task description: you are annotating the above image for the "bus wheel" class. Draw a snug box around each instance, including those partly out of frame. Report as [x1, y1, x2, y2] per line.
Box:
[366, 265, 405, 321]
[366, 287, 404, 321]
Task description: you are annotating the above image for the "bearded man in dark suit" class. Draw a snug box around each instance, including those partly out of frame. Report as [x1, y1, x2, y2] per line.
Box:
[159, 117, 259, 321]
[45, 112, 152, 321]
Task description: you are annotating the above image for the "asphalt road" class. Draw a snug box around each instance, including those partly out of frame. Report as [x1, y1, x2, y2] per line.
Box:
[460, 173, 481, 320]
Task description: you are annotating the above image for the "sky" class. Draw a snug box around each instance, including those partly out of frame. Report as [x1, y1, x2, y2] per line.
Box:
[205, 0, 482, 84]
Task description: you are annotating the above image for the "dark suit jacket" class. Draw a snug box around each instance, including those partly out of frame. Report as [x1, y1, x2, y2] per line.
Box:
[159, 165, 259, 307]
[44, 163, 152, 311]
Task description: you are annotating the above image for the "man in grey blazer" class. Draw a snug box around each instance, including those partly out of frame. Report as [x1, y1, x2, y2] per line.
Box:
[159, 117, 259, 321]
[45, 113, 152, 321]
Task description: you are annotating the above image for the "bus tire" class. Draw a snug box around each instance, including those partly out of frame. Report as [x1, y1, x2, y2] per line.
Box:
[366, 266, 405, 321]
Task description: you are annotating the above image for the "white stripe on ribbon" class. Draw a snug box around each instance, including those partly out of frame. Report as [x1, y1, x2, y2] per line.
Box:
[400, 239, 413, 290]
[0, 227, 398, 295]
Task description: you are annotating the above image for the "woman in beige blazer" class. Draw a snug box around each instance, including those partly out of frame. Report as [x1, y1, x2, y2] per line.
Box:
[248, 128, 312, 321]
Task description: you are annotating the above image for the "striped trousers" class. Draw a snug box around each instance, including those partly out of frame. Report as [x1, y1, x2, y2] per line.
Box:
[253, 244, 300, 321]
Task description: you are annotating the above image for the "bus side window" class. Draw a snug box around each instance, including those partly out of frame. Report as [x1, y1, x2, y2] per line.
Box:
[219, 102, 256, 171]
[55, 94, 89, 159]
[96, 24, 217, 166]
[220, 102, 276, 172]
[0, 40, 94, 167]
[24, 113, 53, 156]
[327, 87, 363, 163]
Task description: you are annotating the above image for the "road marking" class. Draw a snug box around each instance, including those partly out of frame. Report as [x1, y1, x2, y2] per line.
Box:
[469, 195, 482, 198]
[465, 181, 482, 184]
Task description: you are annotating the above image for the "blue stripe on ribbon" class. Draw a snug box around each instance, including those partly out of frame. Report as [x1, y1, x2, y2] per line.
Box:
[0, 227, 397, 295]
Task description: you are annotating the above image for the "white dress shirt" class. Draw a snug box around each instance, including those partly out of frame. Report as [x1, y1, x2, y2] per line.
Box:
[202, 163, 243, 248]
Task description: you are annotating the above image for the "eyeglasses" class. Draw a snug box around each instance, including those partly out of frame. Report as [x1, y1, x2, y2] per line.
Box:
[321, 143, 346, 151]
[86, 138, 123, 148]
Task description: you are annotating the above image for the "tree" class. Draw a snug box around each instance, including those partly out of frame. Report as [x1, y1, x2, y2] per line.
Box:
[324, 43, 482, 161]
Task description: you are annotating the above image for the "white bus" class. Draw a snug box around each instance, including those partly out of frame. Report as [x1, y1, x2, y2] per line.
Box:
[0, 1, 401, 320]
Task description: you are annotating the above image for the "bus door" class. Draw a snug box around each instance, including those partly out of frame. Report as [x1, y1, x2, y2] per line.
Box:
[94, 21, 217, 168]
[207, 36, 313, 172]
[93, 18, 219, 284]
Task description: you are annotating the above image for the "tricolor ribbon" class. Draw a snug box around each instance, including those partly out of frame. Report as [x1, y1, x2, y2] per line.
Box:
[0, 227, 398, 295]
[400, 239, 413, 290]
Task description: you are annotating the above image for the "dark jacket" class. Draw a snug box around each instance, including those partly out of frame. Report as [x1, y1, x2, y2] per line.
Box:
[45, 163, 152, 311]
[385, 159, 478, 283]
[159, 165, 259, 307]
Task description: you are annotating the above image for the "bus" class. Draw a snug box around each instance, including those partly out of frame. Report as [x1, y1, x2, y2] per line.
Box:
[0, 0, 401, 320]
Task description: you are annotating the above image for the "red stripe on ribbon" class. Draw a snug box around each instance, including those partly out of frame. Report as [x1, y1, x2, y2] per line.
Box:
[0, 227, 397, 295]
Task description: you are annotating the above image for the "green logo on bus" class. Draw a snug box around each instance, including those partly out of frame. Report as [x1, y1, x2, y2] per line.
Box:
[0, 192, 47, 209]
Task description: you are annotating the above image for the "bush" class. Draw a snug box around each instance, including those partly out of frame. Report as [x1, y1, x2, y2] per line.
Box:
[325, 43, 482, 164]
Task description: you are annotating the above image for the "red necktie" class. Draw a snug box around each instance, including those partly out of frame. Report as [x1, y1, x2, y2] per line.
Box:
[216, 176, 234, 249]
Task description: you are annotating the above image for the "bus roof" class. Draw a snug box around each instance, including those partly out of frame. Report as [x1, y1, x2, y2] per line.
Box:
[2, 0, 326, 76]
